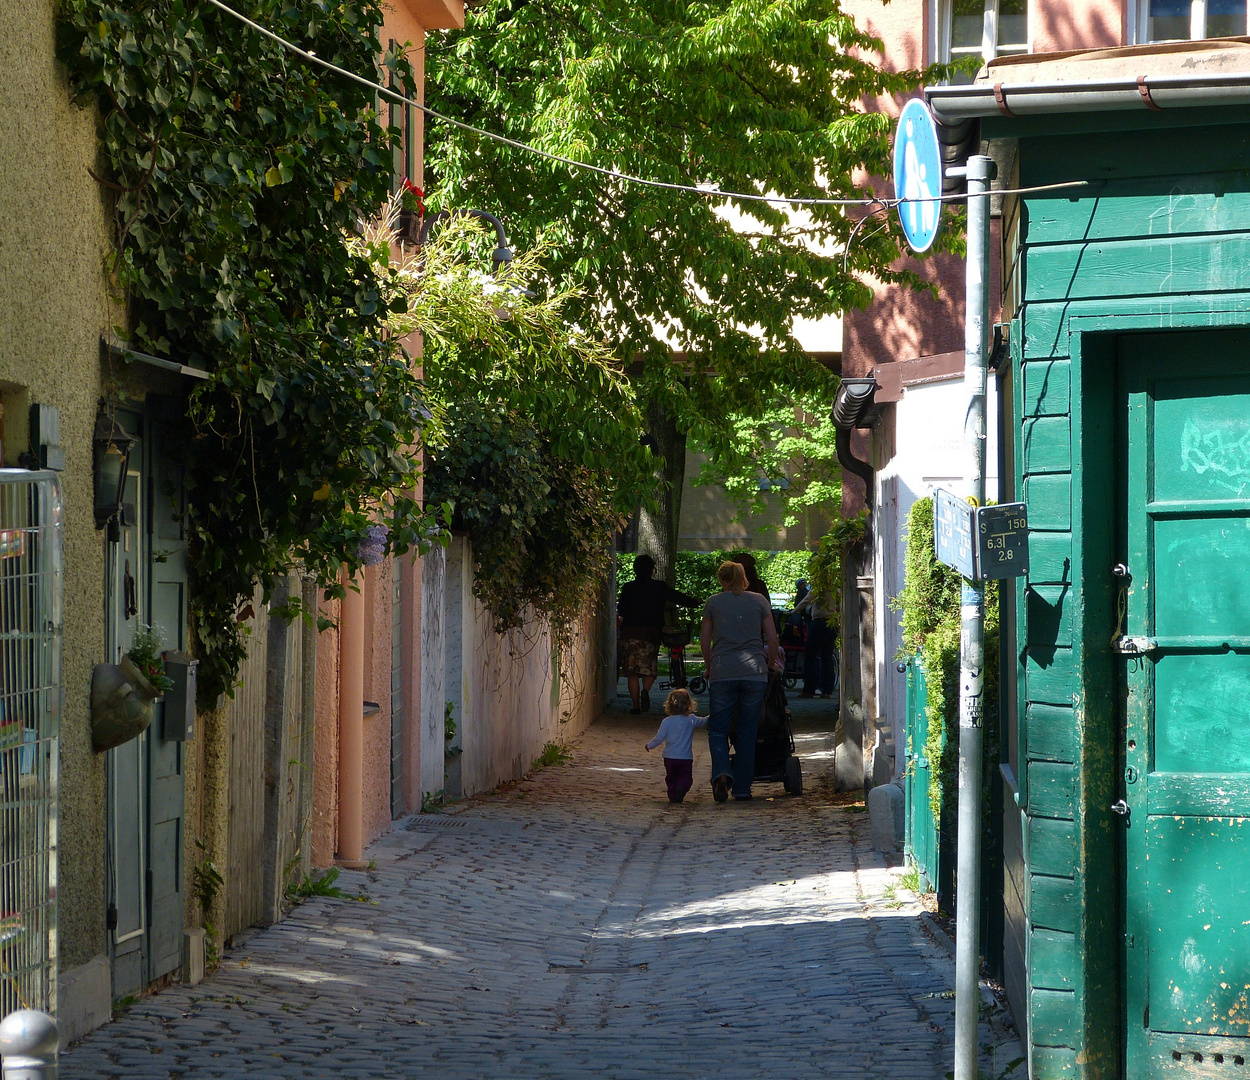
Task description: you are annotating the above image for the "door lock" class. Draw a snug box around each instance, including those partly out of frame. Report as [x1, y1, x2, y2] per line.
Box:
[1111, 799, 1131, 818]
[1113, 635, 1156, 657]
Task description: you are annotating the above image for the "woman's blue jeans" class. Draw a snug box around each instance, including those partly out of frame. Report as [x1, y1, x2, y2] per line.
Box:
[707, 678, 768, 798]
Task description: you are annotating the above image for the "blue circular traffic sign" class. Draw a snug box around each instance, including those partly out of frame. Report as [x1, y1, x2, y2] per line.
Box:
[893, 99, 942, 253]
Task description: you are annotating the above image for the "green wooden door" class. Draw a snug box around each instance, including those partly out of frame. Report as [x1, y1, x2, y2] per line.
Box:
[144, 412, 187, 985]
[1121, 330, 1250, 1075]
[105, 405, 188, 996]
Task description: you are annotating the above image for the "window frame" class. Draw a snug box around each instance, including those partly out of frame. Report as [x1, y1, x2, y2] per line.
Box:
[1134, 0, 1250, 43]
[932, 0, 1031, 75]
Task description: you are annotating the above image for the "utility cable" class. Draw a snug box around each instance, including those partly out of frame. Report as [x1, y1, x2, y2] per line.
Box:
[202, 0, 1089, 210]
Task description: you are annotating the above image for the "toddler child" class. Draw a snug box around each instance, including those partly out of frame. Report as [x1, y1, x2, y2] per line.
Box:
[644, 688, 708, 804]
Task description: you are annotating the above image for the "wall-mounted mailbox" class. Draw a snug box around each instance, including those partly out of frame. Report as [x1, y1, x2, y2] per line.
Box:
[163, 652, 197, 741]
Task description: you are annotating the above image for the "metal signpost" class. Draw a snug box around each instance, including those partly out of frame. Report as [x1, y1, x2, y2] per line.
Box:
[896, 99, 1022, 1080]
[935, 490, 1030, 582]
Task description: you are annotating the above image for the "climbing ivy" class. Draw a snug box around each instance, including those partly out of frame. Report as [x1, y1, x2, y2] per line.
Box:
[424, 400, 625, 646]
[893, 497, 999, 820]
[347, 205, 652, 647]
[807, 513, 867, 614]
[58, 0, 440, 701]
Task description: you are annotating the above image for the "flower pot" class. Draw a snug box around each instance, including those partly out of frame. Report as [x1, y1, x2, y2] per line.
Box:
[91, 656, 160, 753]
[394, 209, 422, 244]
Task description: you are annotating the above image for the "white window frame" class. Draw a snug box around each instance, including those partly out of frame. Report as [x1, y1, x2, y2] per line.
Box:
[931, 0, 1031, 72]
[1134, 0, 1250, 43]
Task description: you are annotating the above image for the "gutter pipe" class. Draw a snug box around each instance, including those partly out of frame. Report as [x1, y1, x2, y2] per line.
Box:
[831, 377, 878, 509]
[927, 73, 1250, 124]
[338, 566, 365, 864]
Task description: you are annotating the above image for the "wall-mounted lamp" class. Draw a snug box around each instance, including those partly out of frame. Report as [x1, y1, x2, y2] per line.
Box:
[93, 407, 134, 538]
[418, 208, 514, 275]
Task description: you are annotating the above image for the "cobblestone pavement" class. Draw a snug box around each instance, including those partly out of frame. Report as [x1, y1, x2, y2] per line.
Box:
[63, 699, 1022, 1079]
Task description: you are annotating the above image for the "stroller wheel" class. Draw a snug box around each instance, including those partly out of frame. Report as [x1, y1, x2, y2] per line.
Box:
[785, 756, 803, 796]
[783, 675, 798, 690]
[688, 676, 707, 695]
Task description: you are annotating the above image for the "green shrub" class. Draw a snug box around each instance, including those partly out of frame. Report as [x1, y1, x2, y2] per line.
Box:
[618, 549, 815, 607]
[892, 497, 998, 819]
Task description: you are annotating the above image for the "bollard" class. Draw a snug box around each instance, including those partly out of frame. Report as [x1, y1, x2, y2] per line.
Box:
[0, 1010, 57, 1080]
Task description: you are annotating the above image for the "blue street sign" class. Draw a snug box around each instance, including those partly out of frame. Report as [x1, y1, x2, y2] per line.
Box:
[934, 487, 976, 578]
[893, 98, 942, 253]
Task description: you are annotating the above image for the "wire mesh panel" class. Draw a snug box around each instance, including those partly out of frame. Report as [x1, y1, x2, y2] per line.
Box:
[0, 470, 61, 1016]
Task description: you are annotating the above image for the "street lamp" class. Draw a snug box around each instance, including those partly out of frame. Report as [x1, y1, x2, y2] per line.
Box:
[92, 406, 134, 538]
[417, 208, 516, 277]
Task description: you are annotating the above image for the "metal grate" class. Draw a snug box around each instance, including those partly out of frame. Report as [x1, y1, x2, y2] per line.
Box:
[0, 470, 61, 1017]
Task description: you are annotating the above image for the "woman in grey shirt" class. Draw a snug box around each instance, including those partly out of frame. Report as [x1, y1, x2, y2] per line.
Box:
[700, 561, 781, 802]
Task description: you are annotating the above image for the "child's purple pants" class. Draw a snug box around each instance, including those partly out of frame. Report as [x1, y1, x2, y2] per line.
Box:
[664, 757, 693, 802]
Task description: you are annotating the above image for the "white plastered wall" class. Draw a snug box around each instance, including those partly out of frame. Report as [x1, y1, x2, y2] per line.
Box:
[873, 375, 999, 780]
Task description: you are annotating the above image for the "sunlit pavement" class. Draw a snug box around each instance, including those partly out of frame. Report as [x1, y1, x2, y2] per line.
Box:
[62, 688, 1022, 1079]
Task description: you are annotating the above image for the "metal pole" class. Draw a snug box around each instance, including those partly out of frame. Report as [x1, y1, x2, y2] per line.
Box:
[0, 1010, 58, 1079]
[949, 153, 995, 1080]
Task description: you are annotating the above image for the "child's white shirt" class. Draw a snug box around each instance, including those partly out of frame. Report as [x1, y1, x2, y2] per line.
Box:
[645, 712, 708, 760]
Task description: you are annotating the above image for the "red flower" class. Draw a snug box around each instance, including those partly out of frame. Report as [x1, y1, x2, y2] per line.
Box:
[399, 177, 425, 215]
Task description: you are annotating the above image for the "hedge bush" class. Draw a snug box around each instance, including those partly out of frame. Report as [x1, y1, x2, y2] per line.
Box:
[892, 496, 999, 820]
[617, 550, 812, 609]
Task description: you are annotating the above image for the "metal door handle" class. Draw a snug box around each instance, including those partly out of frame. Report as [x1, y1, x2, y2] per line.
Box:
[1110, 799, 1130, 817]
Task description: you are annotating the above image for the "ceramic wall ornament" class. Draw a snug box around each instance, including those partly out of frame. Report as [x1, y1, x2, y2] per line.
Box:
[91, 656, 160, 752]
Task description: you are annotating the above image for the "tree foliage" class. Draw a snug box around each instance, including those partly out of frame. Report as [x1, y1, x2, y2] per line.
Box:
[618, 549, 812, 609]
[425, 0, 943, 574]
[690, 389, 842, 531]
[427, 1, 933, 397]
[352, 203, 653, 642]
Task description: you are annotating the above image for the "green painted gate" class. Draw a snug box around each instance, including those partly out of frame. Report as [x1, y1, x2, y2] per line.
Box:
[1120, 329, 1250, 1075]
[905, 654, 941, 894]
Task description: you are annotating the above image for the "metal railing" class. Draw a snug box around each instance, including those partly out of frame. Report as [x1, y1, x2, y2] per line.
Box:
[0, 471, 61, 1021]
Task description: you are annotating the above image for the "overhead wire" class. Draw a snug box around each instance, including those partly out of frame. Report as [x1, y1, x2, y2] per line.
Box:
[202, 0, 1091, 213]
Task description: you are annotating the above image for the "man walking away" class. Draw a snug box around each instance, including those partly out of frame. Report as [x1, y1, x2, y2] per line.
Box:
[618, 555, 701, 714]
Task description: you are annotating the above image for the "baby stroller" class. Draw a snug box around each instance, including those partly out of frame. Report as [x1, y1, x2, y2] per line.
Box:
[742, 672, 802, 795]
[775, 611, 807, 690]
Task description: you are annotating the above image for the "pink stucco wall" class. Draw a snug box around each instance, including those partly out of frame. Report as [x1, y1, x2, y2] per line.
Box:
[309, 0, 461, 866]
[848, 0, 927, 72]
[1031, 0, 1124, 54]
[312, 595, 340, 867]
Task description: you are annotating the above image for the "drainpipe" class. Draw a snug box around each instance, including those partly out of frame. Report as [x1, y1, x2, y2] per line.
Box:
[831, 377, 878, 509]
[338, 566, 364, 863]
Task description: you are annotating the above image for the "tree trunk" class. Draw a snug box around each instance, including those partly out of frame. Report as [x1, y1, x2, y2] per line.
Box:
[636, 394, 687, 588]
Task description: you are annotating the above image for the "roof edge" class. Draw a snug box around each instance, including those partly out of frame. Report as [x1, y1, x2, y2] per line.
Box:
[927, 70, 1250, 123]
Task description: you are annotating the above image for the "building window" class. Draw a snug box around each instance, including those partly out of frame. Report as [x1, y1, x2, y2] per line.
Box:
[1142, 0, 1247, 42]
[938, 0, 1029, 85]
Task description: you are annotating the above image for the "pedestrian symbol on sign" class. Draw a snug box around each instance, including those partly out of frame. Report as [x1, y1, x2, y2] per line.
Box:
[893, 98, 942, 253]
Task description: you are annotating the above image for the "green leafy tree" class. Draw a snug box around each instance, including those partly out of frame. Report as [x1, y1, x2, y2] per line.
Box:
[690, 389, 842, 539]
[426, 0, 939, 583]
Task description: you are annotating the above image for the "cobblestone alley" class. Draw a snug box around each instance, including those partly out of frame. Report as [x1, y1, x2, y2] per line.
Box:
[62, 700, 1021, 1079]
